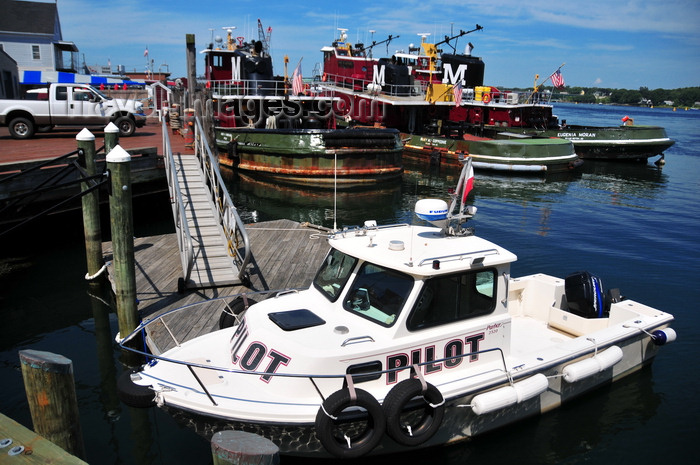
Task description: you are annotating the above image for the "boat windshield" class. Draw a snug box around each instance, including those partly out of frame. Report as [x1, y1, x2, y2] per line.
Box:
[313, 248, 358, 302]
[342, 262, 414, 327]
[407, 269, 497, 331]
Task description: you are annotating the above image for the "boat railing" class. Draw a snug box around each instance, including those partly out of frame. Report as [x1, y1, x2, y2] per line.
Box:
[321, 72, 428, 99]
[319, 72, 554, 107]
[192, 116, 252, 283]
[118, 293, 511, 406]
[417, 248, 500, 267]
[201, 78, 326, 99]
[162, 118, 195, 285]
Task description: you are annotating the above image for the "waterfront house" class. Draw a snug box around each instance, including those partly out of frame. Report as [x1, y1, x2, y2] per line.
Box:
[0, 0, 82, 77]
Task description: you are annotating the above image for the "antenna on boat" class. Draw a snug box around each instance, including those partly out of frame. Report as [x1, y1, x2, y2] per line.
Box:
[222, 26, 237, 50]
[355, 34, 400, 57]
[435, 24, 484, 53]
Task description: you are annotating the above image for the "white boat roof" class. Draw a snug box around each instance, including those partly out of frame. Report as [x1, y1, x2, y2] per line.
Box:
[329, 223, 517, 277]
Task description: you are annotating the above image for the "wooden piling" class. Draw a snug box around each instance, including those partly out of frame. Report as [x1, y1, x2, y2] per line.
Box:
[76, 128, 103, 279]
[211, 431, 280, 465]
[19, 350, 86, 459]
[186, 34, 197, 109]
[104, 121, 119, 153]
[107, 145, 139, 341]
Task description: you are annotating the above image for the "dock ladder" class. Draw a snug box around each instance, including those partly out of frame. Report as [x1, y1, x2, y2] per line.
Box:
[162, 117, 252, 292]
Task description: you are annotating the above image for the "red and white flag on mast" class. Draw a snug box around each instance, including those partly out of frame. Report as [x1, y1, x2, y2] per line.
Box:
[462, 159, 475, 202]
[292, 59, 303, 95]
[551, 69, 565, 88]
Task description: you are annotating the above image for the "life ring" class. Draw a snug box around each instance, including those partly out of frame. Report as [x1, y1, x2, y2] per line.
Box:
[117, 368, 155, 408]
[219, 296, 257, 329]
[315, 387, 386, 458]
[382, 378, 445, 446]
[483, 92, 492, 103]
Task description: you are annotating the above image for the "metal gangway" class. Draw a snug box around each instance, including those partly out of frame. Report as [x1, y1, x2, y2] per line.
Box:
[162, 117, 252, 292]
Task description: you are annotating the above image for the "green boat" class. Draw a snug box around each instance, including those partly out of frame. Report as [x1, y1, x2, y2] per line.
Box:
[495, 124, 674, 162]
[202, 27, 403, 187]
[403, 133, 582, 173]
[216, 126, 403, 186]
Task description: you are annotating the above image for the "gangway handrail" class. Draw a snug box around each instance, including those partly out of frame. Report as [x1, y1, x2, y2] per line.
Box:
[192, 116, 252, 284]
[162, 118, 195, 285]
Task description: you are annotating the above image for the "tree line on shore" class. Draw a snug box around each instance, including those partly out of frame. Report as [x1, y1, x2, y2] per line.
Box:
[553, 86, 700, 107]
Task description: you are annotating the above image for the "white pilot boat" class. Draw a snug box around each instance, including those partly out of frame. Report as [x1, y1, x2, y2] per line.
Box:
[118, 158, 676, 458]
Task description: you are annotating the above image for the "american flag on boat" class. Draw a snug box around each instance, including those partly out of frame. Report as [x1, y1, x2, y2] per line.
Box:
[453, 82, 463, 106]
[551, 69, 565, 88]
[292, 60, 303, 95]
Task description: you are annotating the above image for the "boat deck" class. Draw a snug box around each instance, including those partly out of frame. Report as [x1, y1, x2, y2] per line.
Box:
[509, 315, 573, 360]
[104, 219, 331, 354]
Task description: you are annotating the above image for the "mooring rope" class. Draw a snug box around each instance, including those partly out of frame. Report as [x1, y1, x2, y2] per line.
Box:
[84, 262, 109, 281]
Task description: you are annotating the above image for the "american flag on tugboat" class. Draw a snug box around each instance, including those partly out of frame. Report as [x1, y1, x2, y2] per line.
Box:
[551, 69, 565, 88]
[453, 81, 463, 106]
[292, 59, 303, 95]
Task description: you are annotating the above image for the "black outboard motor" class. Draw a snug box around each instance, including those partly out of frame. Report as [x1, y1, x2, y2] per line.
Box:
[565, 271, 611, 318]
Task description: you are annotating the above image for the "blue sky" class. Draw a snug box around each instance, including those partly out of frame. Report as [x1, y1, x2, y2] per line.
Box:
[54, 0, 700, 89]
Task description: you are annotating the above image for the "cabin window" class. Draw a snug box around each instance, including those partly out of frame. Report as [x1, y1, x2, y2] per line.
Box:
[343, 262, 414, 327]
[32, 45, 40, 60]
[313, 249, 358, 302]
[407, 269, 497, 331]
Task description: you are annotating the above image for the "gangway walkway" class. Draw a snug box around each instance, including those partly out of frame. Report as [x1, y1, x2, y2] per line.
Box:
[162, 117, 251, 292]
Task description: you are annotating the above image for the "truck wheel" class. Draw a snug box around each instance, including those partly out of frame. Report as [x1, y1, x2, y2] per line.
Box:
[9, 117, 35, 139]
[115, 116, 136, 137]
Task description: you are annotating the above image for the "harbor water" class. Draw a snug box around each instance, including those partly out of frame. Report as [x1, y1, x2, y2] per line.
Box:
[1, 103, 698, 464]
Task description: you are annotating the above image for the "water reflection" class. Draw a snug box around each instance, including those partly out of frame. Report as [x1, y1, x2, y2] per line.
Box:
[222, 167, 403, 229]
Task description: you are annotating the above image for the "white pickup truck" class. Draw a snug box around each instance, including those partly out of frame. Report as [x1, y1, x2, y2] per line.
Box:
[0, 83, 147, 139]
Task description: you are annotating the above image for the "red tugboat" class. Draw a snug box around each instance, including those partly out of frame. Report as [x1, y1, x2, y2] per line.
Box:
[321, 25, 673, 166]
[205, 24, 403, 187]
[319, 27, 580, 173]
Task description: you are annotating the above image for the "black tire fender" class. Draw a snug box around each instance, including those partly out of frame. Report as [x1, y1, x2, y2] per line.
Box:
[315, 387, 385, 458]
[117, 368, 155, 408]
[383, 378, 445, 446]
[219, 296, 257, 329]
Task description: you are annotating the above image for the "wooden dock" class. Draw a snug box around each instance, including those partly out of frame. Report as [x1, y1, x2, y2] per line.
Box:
[104, 219, 331, 354]
[0, 413, 87, 464]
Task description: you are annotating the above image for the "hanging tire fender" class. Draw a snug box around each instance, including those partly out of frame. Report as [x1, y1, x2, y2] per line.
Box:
[219, 296, 257, 329]
[227, 140, 238, 160]
[382, 378, 445, 446]
[117, 368, 155, 408]
[314, 387, 386, 458]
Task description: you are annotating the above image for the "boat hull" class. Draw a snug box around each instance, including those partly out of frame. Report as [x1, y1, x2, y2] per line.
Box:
[152, 323, 666, 457]
[495, 125, 675, 161]
[215, 127, 403, 186]
[402, 133, 582, 173]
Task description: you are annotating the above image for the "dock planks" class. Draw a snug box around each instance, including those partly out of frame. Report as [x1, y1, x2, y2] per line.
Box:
[104, 219, 331, 355]
[0, 413, 88, 464]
